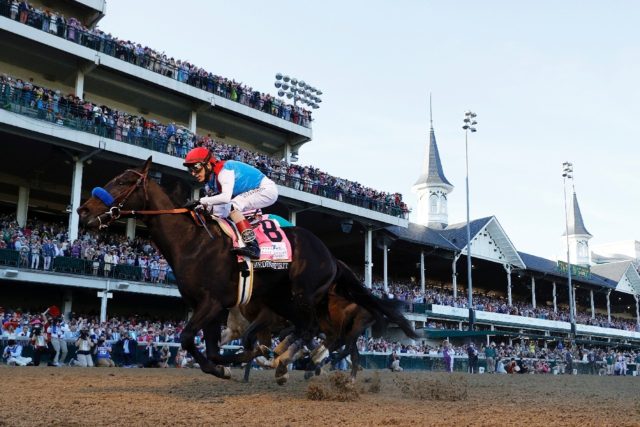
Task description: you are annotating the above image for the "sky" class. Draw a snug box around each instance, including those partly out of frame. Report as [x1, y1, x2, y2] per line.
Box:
[100, 1, 640, 259]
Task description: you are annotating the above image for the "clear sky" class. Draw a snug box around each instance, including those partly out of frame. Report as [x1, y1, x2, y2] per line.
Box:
[100, 0, 640, 259]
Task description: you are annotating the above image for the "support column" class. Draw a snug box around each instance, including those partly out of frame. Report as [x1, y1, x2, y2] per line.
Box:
[552, 282, 557, 313]
[573, 287, 577, 319]
[383, 241, 388, 293]
[75, 69, 85, 99]
[364, 227, 372, 288]
[16, 186, 29, 227]
[126, 218, 136, 241]
[531, 277, 536, 309]
[590, 289, 595, 319]
[635, 295, 640, 326]
[63, 289, 73, 321]
[98, 285, 112, 323]
[68, 160, 84, 242]
[452, 253, 460, 299]
[283, 143, 292, 164]
[504, 264, 512, 306]
[189, 110, 197, 133]
[420, 250, 425, 293]
[289, 210, 297, 226]
[606, 290, 611, 323]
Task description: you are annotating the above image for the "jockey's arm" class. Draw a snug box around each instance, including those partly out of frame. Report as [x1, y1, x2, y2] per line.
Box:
[199, 168, 234, 208]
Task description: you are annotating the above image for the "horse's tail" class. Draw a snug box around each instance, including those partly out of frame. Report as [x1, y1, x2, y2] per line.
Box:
[334, 259, 419, 340]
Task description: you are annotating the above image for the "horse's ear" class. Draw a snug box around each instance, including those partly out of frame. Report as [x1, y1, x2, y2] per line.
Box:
[142, 156, 152, 174]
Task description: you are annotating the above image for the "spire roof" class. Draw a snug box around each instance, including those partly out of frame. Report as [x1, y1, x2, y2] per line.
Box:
[566, 191, 592, 237]
[413, 125, 452, 188]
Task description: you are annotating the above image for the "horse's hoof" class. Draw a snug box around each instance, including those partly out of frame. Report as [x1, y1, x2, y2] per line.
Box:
[258, 344, 270, 357]
[315, 366, 322, 376]
[275, 373, 289, 386]
[275, 361, 288, 378]
[222, 366, 232, 379]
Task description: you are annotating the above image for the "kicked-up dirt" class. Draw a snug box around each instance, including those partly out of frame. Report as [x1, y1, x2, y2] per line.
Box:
[0, 366, 638, 426]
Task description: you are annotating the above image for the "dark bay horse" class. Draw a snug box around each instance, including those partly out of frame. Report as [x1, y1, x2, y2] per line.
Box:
[77, 157, 417, 379]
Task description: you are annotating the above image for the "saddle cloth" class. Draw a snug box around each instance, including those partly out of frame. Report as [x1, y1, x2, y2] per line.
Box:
[211, 214, 293, 266]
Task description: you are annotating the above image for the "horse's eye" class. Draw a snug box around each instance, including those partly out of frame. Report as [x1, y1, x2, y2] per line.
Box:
[117, 181, 124, 185]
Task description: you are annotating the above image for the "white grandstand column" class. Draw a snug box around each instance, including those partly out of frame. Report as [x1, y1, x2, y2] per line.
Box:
[573, 287, 577, 319]
[590, 290, 595, 319]
[63, 289, 73, 321]
[283, 143, 292, 164]
[383, 241, 388, 293]
[552, 282, 557, 313]
[635, 295, 640, 326]
[189, 110, 197, 133]
[16, 186, 29, 227]
[503, 264, 512, 306]
[126, 218, 136, 240]
[68, 159, 84, 242]
[364, 227, 373, 288]
[289, 210, 297, 226]
[452, 253, 460, 299]
[606, 290, 611, 323]
[75, 69, 85, 99]
[420, 250, 425, 293]
[98, 284, 112, 323]
[531, 277, 536, 309]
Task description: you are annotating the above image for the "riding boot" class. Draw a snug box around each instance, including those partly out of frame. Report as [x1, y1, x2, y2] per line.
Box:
[232, 219, 261, 260]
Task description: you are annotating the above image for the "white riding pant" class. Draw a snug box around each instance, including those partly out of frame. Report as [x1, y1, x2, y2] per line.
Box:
[210, 177, 278, 218]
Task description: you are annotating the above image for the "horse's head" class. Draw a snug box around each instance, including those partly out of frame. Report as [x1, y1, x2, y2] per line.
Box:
[77, 157, 153, 229]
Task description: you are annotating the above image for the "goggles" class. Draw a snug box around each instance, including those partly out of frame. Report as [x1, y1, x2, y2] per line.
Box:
[188, 162, 205, 175]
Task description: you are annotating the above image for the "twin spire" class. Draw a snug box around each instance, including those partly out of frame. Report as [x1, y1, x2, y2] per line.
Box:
[412, 96, 592, 266]
[412, 95, 453, 229]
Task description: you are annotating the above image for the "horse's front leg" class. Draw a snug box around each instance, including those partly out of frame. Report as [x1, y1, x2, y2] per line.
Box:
[180, 299, 230, 379]
[206, 317, 270, 367]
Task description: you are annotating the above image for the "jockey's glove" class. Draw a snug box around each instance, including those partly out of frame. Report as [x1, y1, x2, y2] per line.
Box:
[183, 199, 203, 211]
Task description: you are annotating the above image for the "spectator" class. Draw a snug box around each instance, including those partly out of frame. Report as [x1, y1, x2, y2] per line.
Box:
[3, 338, 33, 366]
[467, 342, 479, 374]
[70, 327, 94, 367]
[30, 323, 54, 366]
[46, 317, 68, 366]
[95, 335, 115, 367]
[484, 342, 496, 373]
[389, 350, 402, 372]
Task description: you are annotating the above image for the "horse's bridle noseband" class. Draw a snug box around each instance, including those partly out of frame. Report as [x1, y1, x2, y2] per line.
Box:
[94, 168, 149, 229]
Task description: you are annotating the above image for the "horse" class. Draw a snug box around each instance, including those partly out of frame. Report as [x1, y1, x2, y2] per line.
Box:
[223, 259, 414, 382]
[77, 157, 417, 379]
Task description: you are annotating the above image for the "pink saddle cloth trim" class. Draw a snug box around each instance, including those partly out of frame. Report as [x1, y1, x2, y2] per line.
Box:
[253, 220, 292, 262]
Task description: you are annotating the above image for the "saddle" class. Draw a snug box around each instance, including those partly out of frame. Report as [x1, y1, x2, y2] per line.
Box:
[194, 210, 293, 267]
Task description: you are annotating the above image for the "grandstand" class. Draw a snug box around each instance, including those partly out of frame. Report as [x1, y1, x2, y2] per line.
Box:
[0, 0, 639, 368]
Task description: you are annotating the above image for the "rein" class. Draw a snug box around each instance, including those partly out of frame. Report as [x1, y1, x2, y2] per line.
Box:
[93, 168, 195, 229]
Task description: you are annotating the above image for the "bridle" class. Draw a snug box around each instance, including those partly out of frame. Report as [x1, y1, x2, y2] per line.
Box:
[93, 168, 188, 229]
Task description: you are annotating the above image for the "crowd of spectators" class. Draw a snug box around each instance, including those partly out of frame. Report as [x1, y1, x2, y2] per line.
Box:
[0, 214, 175, 284]
[371, 280, 640, 332]
[3, 305, 638, 376]
[357, 335, 639, 376]
[0, 0, 313, 128]
[0, 72, 410, 218]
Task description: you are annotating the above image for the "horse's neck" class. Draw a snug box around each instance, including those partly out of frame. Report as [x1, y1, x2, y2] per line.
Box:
[142, 181, 228, 269]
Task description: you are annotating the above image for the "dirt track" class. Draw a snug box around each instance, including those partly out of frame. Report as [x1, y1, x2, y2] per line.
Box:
[0, 366, 638, 426]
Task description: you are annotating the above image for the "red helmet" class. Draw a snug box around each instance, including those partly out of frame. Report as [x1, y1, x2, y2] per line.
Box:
[183, 147, 216, 166]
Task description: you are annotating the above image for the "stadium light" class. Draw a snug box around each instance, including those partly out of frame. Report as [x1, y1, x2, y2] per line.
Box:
[562, 161, 577, 337]
[463, 110, 478, 331]
[275, 73, 323, 110]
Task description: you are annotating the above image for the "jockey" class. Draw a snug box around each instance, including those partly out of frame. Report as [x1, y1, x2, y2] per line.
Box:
[183, 147, 278, 259]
